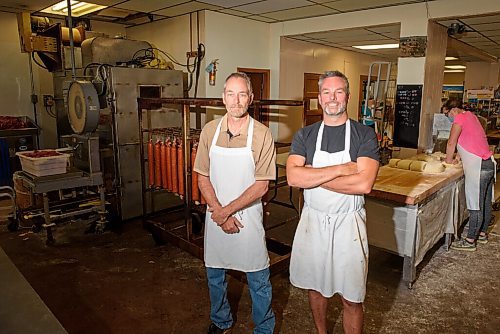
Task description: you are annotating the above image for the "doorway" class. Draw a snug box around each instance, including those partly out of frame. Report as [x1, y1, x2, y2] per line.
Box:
[238, 67, 270, 126]
[303, 73, 321, 126]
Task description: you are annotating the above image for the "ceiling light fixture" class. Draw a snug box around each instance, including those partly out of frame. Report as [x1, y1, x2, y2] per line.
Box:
[444, 70, 465, 73]
[445, 56, 458, 60]
[352, 43, 399, 50]
[42, 1, 107, 17]
[445, 65, 466, 69]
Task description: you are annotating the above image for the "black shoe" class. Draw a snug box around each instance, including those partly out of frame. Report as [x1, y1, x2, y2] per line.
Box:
[207, 323, 232, 334]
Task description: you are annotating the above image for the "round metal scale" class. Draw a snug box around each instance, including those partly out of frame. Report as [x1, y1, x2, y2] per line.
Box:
[67, 81, 100, 134]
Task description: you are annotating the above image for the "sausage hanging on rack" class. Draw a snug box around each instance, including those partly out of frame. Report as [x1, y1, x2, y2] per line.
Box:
[191, 142, 200, 203]
[166, 139, 172, 191]
[170, 138, 178, 194]
[177, 139, 184, 197]
[148, 139, 154, 188]
[160, 139, 167, 189]
[154, 139, 162, 188]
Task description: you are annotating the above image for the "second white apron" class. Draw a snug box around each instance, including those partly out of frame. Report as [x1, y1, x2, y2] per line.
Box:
[289, 120, 369, 302]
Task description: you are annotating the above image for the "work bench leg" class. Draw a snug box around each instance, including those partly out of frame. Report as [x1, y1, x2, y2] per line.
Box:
[403, 255, 416, 289]
[96, 186, 107, 234]
[41, 193, 55, 245]
[444, 233, 452, 251]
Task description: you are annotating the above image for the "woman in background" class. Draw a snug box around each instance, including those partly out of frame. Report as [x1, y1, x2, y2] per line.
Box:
[442, 98, 495, 251]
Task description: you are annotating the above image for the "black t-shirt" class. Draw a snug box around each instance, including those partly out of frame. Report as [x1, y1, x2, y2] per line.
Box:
[290, 120, 379, 165]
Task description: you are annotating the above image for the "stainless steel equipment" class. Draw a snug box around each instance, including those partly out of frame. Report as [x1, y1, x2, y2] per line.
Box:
[106, 67, 184, 220]
[53, 67, 184, 220]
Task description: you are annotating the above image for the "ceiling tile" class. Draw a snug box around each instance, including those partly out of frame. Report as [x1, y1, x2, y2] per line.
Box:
[118, 0, 188, 13]
[197, 0, 257, 6]
[460, 14, 500, 25]
[216, 8, 252, 17]
[235, 0, 313, 15]
[153, 1, 221, 16]
[97, 7, 137, 18]
[482, 30, 500, 38]
[264, 4, 340, 21]
[244, 15, 277, 23]
[2, 0, 57, 12]
[87, 0, 124, 5]
[304, 29, 375, 40]
[309, 0, 340, 3]
[470, 41, 498, 47]
[469, 22, 500, 32]
[323, 0, 419, 12]
[289, 35, 314, 41]
[367, 24, 401, 34]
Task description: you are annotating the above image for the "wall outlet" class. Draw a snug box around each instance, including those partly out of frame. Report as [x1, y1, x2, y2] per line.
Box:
[43, 94, 54, 107]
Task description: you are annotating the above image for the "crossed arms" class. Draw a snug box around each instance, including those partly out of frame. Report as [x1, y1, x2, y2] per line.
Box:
[286, 155, 379, 195]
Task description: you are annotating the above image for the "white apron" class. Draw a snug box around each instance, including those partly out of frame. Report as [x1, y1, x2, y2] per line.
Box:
[204, 117, 269, 272]
[457, 144, 496, 210]
[289, 120, 369, 303]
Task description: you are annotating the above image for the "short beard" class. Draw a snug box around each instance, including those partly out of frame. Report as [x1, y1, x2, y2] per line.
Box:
[227, 105, 248, 118]
[324, 104, 346, 117]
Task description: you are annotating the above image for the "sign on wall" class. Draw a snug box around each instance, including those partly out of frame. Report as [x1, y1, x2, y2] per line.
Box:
[393, 84, 423, 148]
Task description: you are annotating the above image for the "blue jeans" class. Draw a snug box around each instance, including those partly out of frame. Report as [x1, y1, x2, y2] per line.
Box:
[206, 267, 275, 334]
[467, 159, 495, 239]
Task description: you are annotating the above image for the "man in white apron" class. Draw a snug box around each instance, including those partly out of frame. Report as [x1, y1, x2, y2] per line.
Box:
[287, 71, 380, 334]
[442, 99, 496, 251]
[194, 73, 276, 334]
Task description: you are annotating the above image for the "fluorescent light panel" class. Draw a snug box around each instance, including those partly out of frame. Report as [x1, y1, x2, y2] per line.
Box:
[444, 70, 465, 73]
[352, 43, 399, 50]
[445, 56, 458, 60]
[42, 1, 107, 17]
[445, 65, 466, 69]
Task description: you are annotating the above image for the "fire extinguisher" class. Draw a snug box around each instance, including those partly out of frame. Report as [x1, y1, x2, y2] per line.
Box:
[205, 59, 219, 86]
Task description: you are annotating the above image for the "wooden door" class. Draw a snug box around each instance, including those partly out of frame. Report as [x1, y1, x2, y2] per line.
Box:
[238, 68, 270, 126]
[303, 73, 322, 126]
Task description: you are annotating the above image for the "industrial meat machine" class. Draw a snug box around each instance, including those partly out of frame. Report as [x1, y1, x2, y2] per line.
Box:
[9, 80, 107, 244]
[52, 37, 185, 221]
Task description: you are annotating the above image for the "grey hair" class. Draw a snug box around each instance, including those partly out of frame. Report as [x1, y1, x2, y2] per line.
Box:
[318, 71, 350, 95]
[224, 72, 253, 96]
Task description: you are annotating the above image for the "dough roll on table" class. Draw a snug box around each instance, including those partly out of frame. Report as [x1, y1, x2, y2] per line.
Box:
[423, 161, 445, 173]
[410, 161, 427, 172]
[389, 159, 400, 167]
[396, 159, 413, 170]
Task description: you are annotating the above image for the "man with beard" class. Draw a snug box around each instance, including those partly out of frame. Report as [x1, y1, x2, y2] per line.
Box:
[194, 72, 276, 334]
[286, 70, 379, 334]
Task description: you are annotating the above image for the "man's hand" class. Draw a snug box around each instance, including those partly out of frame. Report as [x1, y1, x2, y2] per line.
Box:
[220, 216, 244, 234]
[337, 161, 358, 176]
[208, 205, 231, 225]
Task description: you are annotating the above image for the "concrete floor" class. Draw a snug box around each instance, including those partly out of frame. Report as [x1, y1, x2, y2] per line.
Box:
[0, 195, 499, 333]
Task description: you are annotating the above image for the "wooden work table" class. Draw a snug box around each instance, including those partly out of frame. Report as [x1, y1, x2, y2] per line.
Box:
[368, 165, 464, 205]
[365, 164, 467, 288]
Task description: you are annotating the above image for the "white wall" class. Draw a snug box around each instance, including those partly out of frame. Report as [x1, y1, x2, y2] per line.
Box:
[126, 14, 200, 97]
[0, 12, 34, 119]
[203, 11, 270, 99]
[91, 20, 126, 38]
[464, 62, 500, 90]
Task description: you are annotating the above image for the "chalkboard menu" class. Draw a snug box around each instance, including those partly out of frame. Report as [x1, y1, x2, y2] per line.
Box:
[393, 84, 423, 148]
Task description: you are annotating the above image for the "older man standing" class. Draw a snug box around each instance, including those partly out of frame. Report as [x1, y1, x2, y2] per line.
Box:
[194, 72, 276, 334]
[287, 71, 379, 334]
